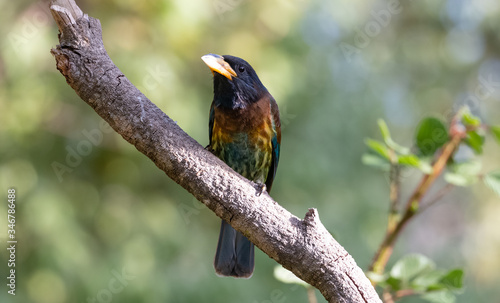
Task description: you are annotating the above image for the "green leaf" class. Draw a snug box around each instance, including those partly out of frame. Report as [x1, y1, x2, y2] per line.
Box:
[362, 154, 391, 171]
[398, 154, 420, 167]
[377, 119, 410, 154]
[412, 270, 446, 290]
[484, 170, 500, 197]
[440, 269, 464, 290]
[427, 284, 448, 292]
[415, 117, 449, 156]
[385, 276, 402, 291]
[444, 161, 481, 186]
[398, 155, 433, 173]
[273, 265, 309, 287]
[461, 112, 481, 127]
[365, 139, 391, 160]
[451, 160, 482, 175]
[419, 162, 434, 174]
[390, 254, 435, 283]
[490, 126, 500, 145]
[444, 173, 478, 186]
[464, 130, 485, 154]
[378, 119, 391, 142]
[389, 141, 410, 155]
[421, 290, 456, 303]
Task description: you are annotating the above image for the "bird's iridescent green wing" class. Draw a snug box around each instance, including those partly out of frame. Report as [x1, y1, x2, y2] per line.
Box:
[265, 97, 281, 192]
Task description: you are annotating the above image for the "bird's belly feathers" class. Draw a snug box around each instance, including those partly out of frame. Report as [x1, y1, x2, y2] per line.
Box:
[212, 131, 272, 183]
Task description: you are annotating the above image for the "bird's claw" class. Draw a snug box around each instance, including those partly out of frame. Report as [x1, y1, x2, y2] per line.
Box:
[254, 182, 267, 196]
[205, 145, 214, 153]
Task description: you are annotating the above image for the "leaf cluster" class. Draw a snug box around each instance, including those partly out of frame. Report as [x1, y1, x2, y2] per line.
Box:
[363, 108, 500, 197]
[369, 254, 464, 303]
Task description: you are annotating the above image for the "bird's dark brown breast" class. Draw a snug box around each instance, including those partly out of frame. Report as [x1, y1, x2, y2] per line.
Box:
[212, 97, 273, 144]
[210, 97, 274, 182]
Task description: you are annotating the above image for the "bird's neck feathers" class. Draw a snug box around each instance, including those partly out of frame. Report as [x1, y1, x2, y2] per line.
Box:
[213, 76, 268, 110]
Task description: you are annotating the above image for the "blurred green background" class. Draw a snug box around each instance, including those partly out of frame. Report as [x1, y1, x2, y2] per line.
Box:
[1, 0, 499, 302]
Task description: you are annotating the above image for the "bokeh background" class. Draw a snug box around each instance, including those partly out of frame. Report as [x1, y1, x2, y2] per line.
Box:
[1, 0, 499, 302]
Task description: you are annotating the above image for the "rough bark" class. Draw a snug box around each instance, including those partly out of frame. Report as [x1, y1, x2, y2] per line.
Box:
[49, 1, 381, 302]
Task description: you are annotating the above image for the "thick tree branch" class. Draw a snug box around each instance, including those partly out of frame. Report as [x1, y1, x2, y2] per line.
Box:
[49, 1, 381, 302]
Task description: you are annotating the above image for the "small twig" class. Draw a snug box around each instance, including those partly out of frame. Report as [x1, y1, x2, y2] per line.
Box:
[388, 160, 401, 232]
[382, 287, 417, 302]
[307, 287, 318, 303]
[393, 289, 417, 300]
[382, 289, 395, 303]
[389, 164, 400, 212]
[419, 183, 455, 213]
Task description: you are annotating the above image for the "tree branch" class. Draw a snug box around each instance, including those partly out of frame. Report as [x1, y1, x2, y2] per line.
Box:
[49, 1, 381, 302]
[369, 118, 465, 277]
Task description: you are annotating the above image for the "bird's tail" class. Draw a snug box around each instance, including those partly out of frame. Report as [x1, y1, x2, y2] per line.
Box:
[214, 220, 254, 278]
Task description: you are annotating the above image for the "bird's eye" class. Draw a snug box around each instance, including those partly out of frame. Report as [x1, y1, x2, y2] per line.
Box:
[238, 66, 245, 73]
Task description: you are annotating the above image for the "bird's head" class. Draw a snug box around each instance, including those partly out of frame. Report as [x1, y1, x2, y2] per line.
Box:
[202, 53, 269, 110]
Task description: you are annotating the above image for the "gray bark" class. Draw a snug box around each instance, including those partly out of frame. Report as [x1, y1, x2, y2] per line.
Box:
[49, 1, 382, 302]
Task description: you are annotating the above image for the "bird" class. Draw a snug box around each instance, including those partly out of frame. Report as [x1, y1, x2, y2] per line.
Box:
[201, 53, 281, 278]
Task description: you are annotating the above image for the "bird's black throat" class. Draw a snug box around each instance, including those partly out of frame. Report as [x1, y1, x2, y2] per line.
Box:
[212, 72, 266, 110]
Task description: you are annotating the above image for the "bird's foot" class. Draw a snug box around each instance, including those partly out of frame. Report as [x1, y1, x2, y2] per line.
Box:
[205, 145, 214, 154]
[253, 182, 267, 196]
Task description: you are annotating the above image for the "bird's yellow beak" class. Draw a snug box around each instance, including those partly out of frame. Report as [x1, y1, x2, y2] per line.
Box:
[201, 54, 237, 80]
